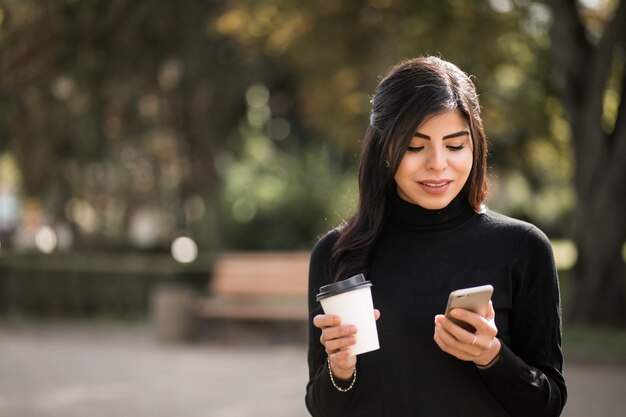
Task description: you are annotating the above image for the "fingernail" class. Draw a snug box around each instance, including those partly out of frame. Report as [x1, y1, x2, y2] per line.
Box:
[452, 310, 461, 318]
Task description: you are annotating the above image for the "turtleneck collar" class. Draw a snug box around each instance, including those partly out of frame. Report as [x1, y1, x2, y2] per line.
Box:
[389, 189, 476, 233]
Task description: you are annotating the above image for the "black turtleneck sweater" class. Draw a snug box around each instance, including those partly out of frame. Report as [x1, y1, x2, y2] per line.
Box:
[305, 194, 567, 417]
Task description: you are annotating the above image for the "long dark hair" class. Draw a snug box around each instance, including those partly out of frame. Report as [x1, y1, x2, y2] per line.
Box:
[329, 56, 488, 282]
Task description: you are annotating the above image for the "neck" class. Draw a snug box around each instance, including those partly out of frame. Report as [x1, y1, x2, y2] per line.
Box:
[389, 190, 475, 232]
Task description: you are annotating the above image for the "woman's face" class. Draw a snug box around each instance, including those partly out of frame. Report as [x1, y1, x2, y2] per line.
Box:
[394, 109, 473, 210]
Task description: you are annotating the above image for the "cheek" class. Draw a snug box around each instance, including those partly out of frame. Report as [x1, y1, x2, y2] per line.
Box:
[394, 155, 417, 183]
[453, 152, 473, 177]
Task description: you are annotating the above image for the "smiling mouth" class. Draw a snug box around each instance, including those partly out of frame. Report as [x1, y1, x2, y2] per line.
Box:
[419, 181, 451, 188]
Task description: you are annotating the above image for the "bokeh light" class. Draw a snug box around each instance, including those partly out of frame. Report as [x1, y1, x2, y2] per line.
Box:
[35, 226, 57, 253]
[171, 236, 198, 264]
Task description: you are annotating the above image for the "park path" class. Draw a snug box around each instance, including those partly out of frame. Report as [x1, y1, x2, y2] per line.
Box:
[0, 321, 624, 417]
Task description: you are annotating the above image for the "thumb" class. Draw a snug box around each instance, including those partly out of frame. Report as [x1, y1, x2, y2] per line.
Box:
[374, 309, 381, 321]
[486, 300, 495, 320]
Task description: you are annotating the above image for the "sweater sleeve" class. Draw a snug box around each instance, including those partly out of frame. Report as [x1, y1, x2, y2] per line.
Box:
[478, 226, 567, 417]
[305, 230, 361, 417]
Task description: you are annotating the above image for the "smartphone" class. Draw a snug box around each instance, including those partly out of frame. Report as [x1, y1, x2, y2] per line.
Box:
[444, 285, 494, 333]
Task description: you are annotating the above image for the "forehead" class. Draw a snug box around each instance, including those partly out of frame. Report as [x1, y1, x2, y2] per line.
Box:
[416, 109, 468, 131]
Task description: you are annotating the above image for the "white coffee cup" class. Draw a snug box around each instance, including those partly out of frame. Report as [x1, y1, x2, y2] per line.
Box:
[316, 274, 379, 356]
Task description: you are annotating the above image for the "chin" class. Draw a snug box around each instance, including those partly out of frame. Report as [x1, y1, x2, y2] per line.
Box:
[398, 190, 453, 209]
[415, 197, 452, 210]
[422, 203, 448, 210]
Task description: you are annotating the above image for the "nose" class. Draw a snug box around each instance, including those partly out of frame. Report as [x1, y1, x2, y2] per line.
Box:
[426, 147, 447, 171]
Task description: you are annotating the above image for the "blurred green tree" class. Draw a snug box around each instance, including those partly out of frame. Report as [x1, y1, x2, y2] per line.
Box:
[212, 0, 575, 245]
[212, 0, 626, 326]
[0, 0, 250, 250]
[549, 0, 626, 325]
[0, 1, 574, 242]
[0, 1, 588, 280]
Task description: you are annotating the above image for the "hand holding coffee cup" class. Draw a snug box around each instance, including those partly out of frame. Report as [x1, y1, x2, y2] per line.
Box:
[314, 274, 381, 378]
[313, 309, 381, 379]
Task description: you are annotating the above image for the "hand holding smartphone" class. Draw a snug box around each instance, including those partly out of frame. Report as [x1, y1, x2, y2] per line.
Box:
[444, 285, 493, 333]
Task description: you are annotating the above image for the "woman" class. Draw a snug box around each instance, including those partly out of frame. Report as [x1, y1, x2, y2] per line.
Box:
[306, 56, 567, 416]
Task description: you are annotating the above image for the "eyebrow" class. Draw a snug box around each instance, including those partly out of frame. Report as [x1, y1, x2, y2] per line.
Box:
[414, 130, 470, 140]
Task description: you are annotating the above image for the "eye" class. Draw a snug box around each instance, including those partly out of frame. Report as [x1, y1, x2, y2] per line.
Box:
[407, 146, 424, 153]
[447, 144, 465, 152]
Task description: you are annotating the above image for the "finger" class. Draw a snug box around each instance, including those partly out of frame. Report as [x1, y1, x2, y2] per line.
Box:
[320, 324, 357, 346]
[449, 309, 493, 337]
[329, 349, 357, 371]
[313, 314, 340, 329]
[433, 325, 476, 360]
[437, 319, 482, 355]
[330, 348, 353, 362]
[435, 314, 464, 346]
[441, 315, 496, 354]
[323, 324, 357, 342]
[436, 322, 473, 353]
[325, 335, 357, 353]
[374, 309, 381, 321]
[450, 307, 498, 336]
[441, 314, 477, 343]
[486, 300, 495, 320]
[433, 328, 447, 351]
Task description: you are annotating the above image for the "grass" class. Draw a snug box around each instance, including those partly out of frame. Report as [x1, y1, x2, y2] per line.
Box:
[557, 266, 626, 363]
[563, 325, 626, 363]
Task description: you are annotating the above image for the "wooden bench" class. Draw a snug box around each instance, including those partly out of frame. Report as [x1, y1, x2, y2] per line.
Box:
[196, 251, 310, 323]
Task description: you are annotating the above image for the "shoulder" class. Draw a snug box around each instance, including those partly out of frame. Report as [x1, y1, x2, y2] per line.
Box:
[308, 228, 342, 288]
[477, 209, 553, 254]
[310, 227, 342, 262]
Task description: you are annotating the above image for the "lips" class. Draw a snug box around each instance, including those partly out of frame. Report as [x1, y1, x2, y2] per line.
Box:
[419, 181, 451, 187]
[418, 179, 452, 194]
[418, 179, 452, 187]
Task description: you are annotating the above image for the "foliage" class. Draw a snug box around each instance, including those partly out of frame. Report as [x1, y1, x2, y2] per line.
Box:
[0, 0, 249, 250]
[548, 0, 626, 325]
[0, 0, 578, 253]
[213, 0, 576, 242]
[563, 325, 626, 361]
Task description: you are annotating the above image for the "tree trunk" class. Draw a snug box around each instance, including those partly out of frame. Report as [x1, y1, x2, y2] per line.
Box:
[549, 0, 626, 326]
[179, 1, 246, 251]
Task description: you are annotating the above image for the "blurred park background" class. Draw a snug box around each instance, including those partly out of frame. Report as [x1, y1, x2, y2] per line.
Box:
[0, 0, 625, 415]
